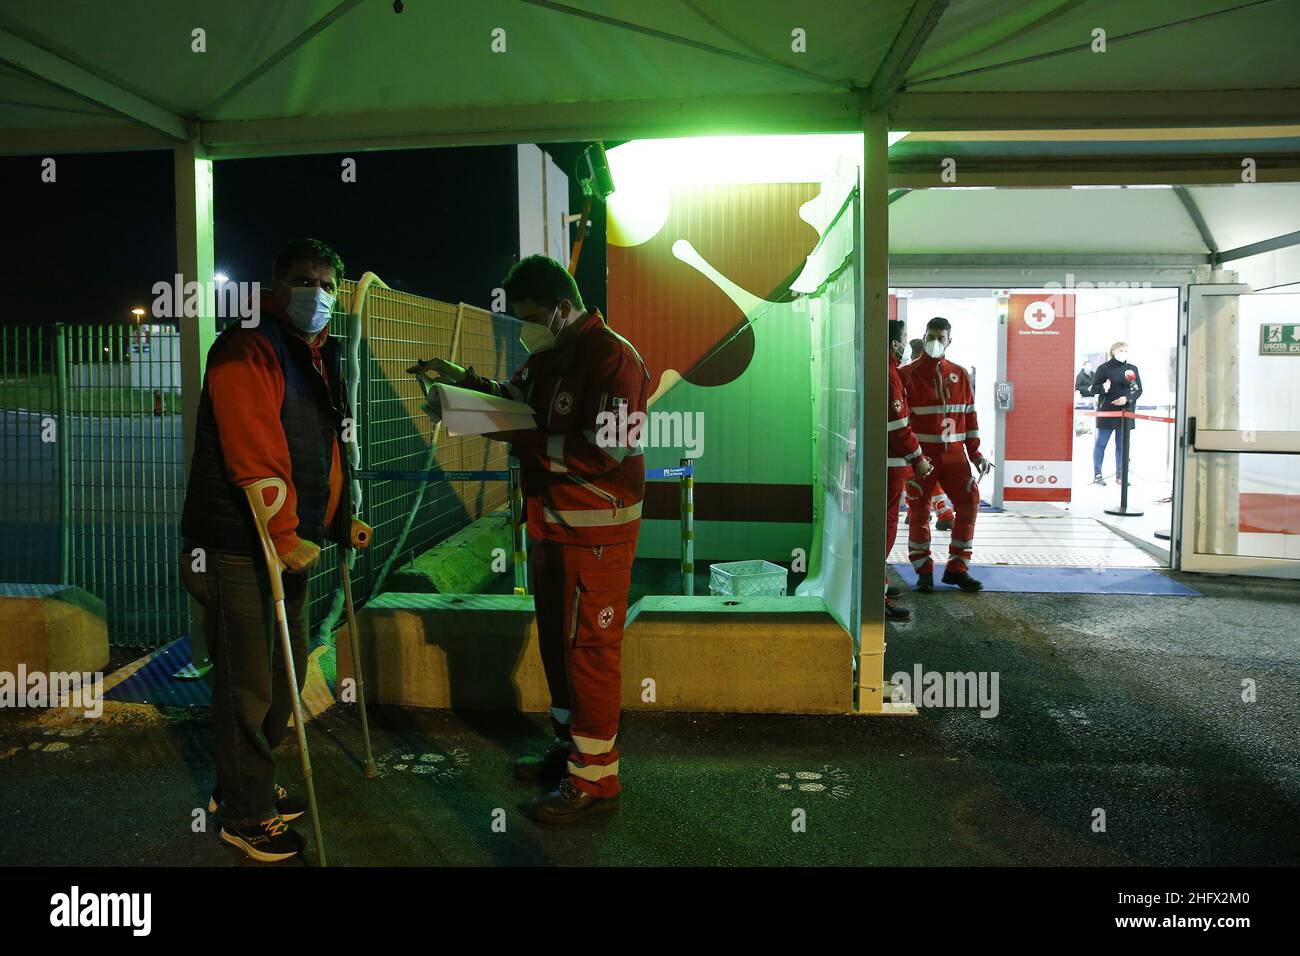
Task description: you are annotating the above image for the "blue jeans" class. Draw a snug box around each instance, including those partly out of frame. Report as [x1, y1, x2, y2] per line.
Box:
[1093, 427, 1126, 477]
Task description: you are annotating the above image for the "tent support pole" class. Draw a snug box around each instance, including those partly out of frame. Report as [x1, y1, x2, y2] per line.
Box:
[175, 138, 216, 677]
[858, 108, 890, 714]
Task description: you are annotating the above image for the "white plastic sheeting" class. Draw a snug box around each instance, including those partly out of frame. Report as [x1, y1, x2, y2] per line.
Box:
[796, 189, 863, 648]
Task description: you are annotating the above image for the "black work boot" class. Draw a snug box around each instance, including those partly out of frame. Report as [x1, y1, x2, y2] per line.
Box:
[884, 597, 913, 622]
[936, 518, 954, 532]
[513, 741, 571, 787]
[942, 569, 984, 592]
[524, 779, 620, 825]
[885, 582, 901, 598]
[915, 572, 934, 593]
[219, 814, 303, 863]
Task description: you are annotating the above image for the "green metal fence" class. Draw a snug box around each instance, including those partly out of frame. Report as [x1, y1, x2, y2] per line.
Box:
[0, 320, 188, 646]
[1, 286, 521, 650]
[307, 283, 520, 635]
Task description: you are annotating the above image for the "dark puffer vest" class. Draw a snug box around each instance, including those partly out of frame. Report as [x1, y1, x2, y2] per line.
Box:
[181, 317, 350, 556]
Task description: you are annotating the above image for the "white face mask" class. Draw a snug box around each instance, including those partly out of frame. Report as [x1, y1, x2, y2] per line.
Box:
[285, 286, 335, 335]
[1114, 350, 1128, 363]
[890, 339, 906, 361]
[520, 316, 557, 354]
[522, 304, 578, 354]
[924, 338, 947, 359]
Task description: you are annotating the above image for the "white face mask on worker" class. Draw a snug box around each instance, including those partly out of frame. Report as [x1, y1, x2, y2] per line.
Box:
[924, 339, 947, 359]
[520, 307, 566, 354]
[520, 316, 556, 354]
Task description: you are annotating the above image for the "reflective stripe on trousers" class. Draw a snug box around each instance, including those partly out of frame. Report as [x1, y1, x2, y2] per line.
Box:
[528, 536, 635, 798]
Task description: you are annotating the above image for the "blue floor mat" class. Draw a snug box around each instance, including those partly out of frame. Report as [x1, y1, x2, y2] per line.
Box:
[105, 634, 212, 708]
[889, 564, 1200, 596]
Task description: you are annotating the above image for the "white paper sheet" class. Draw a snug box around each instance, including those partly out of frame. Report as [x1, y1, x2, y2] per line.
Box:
[434, 382, 537, 437]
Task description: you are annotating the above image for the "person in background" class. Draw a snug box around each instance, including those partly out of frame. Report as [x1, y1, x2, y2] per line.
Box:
[1090, 341, 1143, 486]
[899, 316, 993, 593]
[901, 336, 955, 533]
[886, 319, 933, 621]
[1075, 359, 1094, 399]
[1074, 358, 1095, 436]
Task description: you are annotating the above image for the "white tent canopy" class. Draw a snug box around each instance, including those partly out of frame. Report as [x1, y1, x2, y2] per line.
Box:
[2, 0, 1298, 161]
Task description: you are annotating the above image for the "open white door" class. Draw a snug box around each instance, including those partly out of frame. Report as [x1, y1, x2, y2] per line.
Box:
[1179, 287, 1300, 577]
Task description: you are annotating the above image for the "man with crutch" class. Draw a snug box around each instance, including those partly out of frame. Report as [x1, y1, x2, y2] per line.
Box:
[179, 239, 353, 863]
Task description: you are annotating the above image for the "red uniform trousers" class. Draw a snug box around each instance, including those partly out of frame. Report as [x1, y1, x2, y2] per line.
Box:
[886, 467, 909, 590]
[905, 447, 979, 575]
[529, 536, 635, 798]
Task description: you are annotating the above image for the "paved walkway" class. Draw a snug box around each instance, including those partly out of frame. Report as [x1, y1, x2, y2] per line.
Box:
[1, 569, 1297, 866]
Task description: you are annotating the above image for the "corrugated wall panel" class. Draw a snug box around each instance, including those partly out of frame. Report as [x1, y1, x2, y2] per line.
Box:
[608, 182, 823, 560]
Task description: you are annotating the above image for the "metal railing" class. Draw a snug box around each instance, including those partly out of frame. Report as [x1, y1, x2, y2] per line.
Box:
[1, 284, 523, 649]
[0, 321, 187, 646]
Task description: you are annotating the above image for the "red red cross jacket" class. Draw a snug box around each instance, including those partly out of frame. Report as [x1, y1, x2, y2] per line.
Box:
[898, 354, 985, 462]
[461, 308, 650, 545]
[888, 354, 923, 472]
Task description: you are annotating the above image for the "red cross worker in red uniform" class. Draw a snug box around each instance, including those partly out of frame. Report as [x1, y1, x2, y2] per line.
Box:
[886, 319, 933, 621]
[420, 255, 649, 824]
[897, 316, 993, 593]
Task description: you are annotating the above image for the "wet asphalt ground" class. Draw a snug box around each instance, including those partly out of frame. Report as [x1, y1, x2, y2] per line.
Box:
[1, 568, 1297, 867]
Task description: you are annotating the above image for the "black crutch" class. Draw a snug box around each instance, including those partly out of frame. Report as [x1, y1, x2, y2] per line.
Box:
[338, 519, 378, 779]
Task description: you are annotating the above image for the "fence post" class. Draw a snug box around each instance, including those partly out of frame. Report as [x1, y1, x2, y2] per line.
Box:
[509, 461, 528, 594]
[53, 323, 71, 587]
[680, 457, 694, 595]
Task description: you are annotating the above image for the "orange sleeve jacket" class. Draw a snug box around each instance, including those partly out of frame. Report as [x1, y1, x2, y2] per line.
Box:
[206, 328, 343, 557]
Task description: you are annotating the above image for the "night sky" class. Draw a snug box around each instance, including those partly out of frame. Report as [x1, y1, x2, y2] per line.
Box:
[0, 142, 607, 326]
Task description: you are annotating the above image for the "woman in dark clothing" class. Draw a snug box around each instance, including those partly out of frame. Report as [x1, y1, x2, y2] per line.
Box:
[1090, 341, 1143, 485]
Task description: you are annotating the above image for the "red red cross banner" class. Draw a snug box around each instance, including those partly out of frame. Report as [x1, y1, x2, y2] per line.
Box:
[1003, 293, 1076, 502]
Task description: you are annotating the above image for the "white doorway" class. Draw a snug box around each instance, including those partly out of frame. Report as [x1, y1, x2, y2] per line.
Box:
[890, 283, 1180, 570]
[1068, 287, 1180, 559]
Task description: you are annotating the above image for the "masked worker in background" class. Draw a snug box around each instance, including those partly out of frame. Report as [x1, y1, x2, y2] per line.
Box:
[179, 239, 355, 863]
[886, 320, 933, 622]
[898, 316, 993, 594]
[900, 340, 956, 532]
[420, 255, 649, 825]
